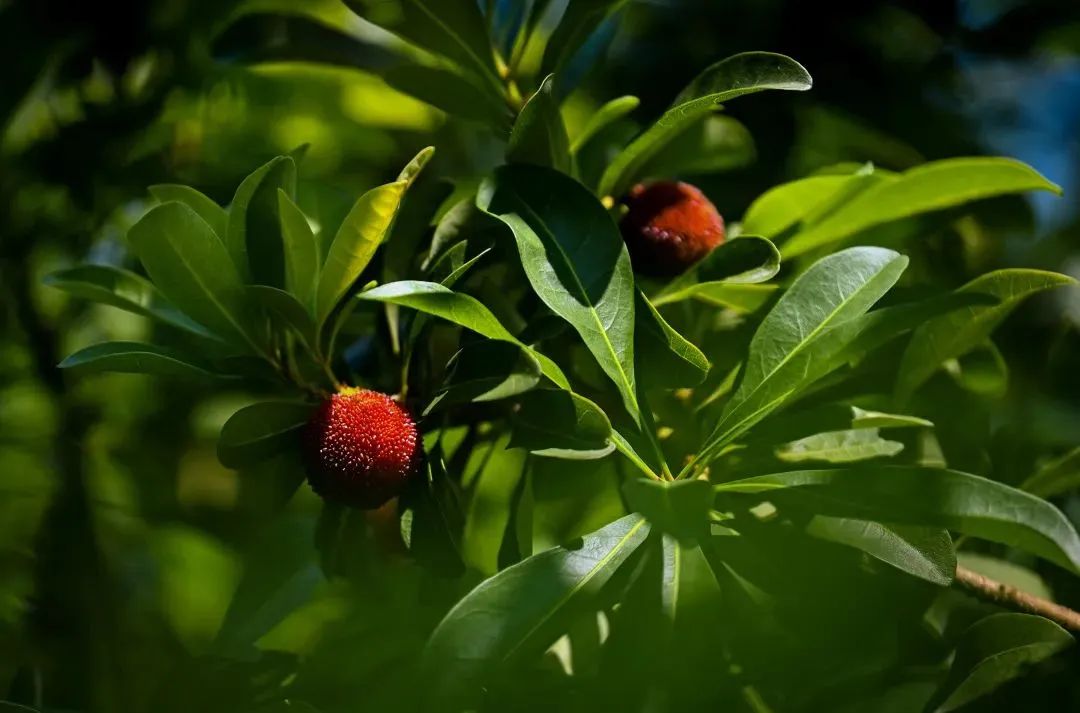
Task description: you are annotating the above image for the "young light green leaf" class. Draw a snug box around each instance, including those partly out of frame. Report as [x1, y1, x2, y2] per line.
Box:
[315, 147, 433, 328]
[717, 466, 1080, 573]
[276, 189, 319, 308]
[477, 164, 639, 421]
[806, 517, 955, 586]
[427, 341, 542, 414]
[782, 158, 1062, 257]
[226, 155, 297, 285]
[926, 614, 1073, 713]
[128, 202, 265, 353]
[623, 478, 712, 542]
[571, 95, 640, 154]
[741, 174, 852, 237]
[357, 280, 568, 388]
[510, 388, 614, 459]
[598, 52, 812, 197]
[59, 341, 223, 379]
[507, 74, 572, 172]
[775, 428, 904, 464]
[344, 0, 502, 96]
[694, 247, 908, 469]
[43, 264, 215, 338]
[217, 401, 312, 469]
[654, 235, 781, 306]
[897, 269, 1075, 400]
[148, 184, 228, 238]
[653, 283, 778, 311]
[421, 514, 650, 710]
[851, 406, 933, 429]
[635, 291, 709, 388]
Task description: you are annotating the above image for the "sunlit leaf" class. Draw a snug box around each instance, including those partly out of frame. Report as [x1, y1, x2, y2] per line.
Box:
[507, 75, 572, 172]
[775, 428, 904, 464]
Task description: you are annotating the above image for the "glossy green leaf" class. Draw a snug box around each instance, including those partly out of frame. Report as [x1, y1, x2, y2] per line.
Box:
[478, 164, 639, 421]
[510, 388, 614, 459]
[277, 189, 319, 308]
[43, 264, 214, 338]
[782, 158, 1062, 257]
[541, 0, 630, 78]
[148, 184, 228, 238]
[775, 428, 904, 464]
[634, 291, 709, 388]
[358, 280, 567, 387]
[655, 283, 779, 312]
[249, 285, 318, 352]
[598, 52, 812, 197]
[694, 247, 908, 470]
[315, 147, 433, 328]
[226, 155, 297, 285]
[742, 174, 852, 237]
[850, 406, 933, 429]
[806, 517, 955, 585]
[926, 614, 1073, 713]
[385, 63, 511, 129]
[571, 95, 639, 154]
[462, 431, 527, 575]
[623, 478, 712, 542]
[427, 341, 542, 413]
[59, 341, 222, 379]
[716, 466, 1080, 573]
[897, 269, 1075, 400]
[654, 235, 781, 306]
[421, 514, 650, 710]
[507, 74, 572, 172]
[217, 401, 312, 469]
[638, 114, 756, 178]
[128, 202, 265, 352]
[1022, 447, 1080, 499]
[344, 0, 501, 95]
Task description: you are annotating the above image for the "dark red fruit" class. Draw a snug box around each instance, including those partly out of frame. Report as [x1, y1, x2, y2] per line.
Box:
[618, 181, 725, 276]
[303, 388, 422, 509]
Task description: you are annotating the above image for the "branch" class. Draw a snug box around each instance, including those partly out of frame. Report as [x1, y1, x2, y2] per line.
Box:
[954, 565, 1080, 633]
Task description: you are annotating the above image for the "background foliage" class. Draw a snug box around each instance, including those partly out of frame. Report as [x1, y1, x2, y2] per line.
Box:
[3, 1, 1080, 711]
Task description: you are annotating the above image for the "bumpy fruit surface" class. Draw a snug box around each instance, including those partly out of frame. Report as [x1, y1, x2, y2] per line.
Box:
[618, 181, 725, 276]
[303, 388, 422, 509]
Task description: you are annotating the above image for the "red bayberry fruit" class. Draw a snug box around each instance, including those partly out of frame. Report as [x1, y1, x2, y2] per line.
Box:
[303, 388, 423, 509]
[618, 181, 725, 276]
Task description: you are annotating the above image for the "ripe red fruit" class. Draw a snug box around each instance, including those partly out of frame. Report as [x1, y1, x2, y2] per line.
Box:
[303, 388, 423, 509]
[618, 181, 725, 276]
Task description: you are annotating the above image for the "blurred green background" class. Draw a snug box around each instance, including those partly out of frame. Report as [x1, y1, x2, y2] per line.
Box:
[2, 0, 1080, 710]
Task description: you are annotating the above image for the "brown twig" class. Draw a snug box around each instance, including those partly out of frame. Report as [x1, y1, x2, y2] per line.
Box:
[954, 565, 1080, 632]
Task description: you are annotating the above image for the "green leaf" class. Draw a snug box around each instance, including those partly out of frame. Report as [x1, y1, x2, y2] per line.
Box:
[742, 174, 853, 237]
[638, 114, 756, 178]
[571, 95, 639, 154]
[958, 553, 1054, 600]
[277, 189, 320, 308]
[510, 388, 614, 459]
[43, 264, 215, 338]
[461, 431, 526, 575]
[716, 466, 1080, 573]
[249, 285, 318, 352]
[315, 147, 433, 328]
[345, 0, 501, 96]
[653, 235, 781, 306]
[427, 341, 542, 413]
[421, 514, 650, 710]
[357, 280, 568, 387]
[655, 283, 779, 312]
[775, 428, 904, 464]
[806, 517, 955, 586]
[226, 155, 297, 285]
[897, 269, 1075, 400]
[598, 52, 812, 197]
[385, 63, 511, 129]
[59, 341, 223, 379]
[148, 184, 228, 238]
[634, 291, 709, 388]
[944, 340, 1009, 397]
[782, 158, 1062, 257]
[851, 406, 933, 429]
[1022, 447, 1080, 499]
[695, 247, 908, 469]
[541, 0, 630, 79]
[217, 401, 311, 469]
[507, 74, 572, 172]
[926, 614, 1073, 713]
[477, 164, 639, 422]
[128, 202, 265, 352]
[623, 478, 712, 542]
